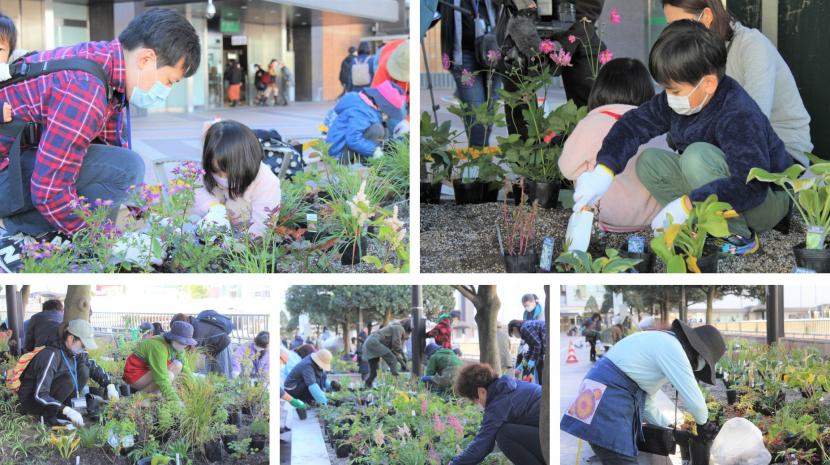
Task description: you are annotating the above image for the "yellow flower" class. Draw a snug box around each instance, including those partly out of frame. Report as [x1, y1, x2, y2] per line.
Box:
[664, 223, 682, 248]
[687, 256, 701, 273]
[318, 123, 328, 132]
[717, 209, 739, 219]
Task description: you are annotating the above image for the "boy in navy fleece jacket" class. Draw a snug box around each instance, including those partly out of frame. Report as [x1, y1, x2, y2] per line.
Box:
[572, 20, 792, 254]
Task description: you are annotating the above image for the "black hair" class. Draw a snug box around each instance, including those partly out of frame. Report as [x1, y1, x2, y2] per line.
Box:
[0, 15, 16, 57]
[170, 313, 189, 325]
[42, 299, 63, 312]
[255, 331, 269, 349]
[588, 58, 655, 111]
[649, 20, 726, 87]
[358, 41, 371, 55]
[521, 294, 538, 304]
[507, 320, 523, 336]
[118, 8, 201, 78]
[202, 120, 263, 199]
[399, 319, 413, 334]
[662, 0, 735, 42]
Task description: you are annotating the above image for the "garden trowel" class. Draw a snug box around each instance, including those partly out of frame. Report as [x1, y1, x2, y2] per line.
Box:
[565, 208, 594, 252]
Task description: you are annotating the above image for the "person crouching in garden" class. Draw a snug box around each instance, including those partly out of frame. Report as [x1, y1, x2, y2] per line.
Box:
[192, 120, 281, 241]
[232, 330, 269, 380]
[326, 80, 405, 165]
[17, 320, 119, 427]
[362, 319, 412, 388]
[571, 21, 792, 255]
[420, 342, 463, 393]
[560, 319, 725, 464]
[508, 319, 546, 385]
[448, 363, 544, 465]
[283, 349, 341, 407]
[426, 311, 460, 349]
[123, 320, 196, 402]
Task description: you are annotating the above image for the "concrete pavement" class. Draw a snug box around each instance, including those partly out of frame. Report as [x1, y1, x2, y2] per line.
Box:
[559, 333, 683, 465]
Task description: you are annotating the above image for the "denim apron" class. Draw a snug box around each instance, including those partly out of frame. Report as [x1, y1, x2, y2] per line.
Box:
[560, 357, 646, 457]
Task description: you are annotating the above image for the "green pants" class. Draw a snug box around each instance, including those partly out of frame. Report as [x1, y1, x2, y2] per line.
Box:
[635, 142, 789, 237]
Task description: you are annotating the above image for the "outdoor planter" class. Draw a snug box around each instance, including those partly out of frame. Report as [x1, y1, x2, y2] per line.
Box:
[524, 180, 561, 209]
[339, 235, 369, 266]
[250, 435, 267, 452]
[204, 439, 223, 462]
[421, 182, 443, 204]
[792, 242, 830, 272]
[726, 389, 737, 405]
[503, 252, 539, 273]
[222, 434, 238, 454]
[452, 180, 500, 205]
[689, 436, 713, 465]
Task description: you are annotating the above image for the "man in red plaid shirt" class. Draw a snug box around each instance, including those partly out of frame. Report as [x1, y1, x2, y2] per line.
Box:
[0, 9, 201, 272]
[426, 310, 461, 349]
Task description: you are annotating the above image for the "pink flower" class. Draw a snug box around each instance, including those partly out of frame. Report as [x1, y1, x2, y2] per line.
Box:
[486, 49, 501, 65]
[428, 446, 442, 465]
[568, 35, 577, 44]
[442, 53, 450, 71]
[433, 414, 446, 434]
[543, 131, 557, 144]
[448, 415, 464, 437]
[550, 49, 573, 67]
[460, 69, 475, 87]
[599, 49, 614, 65]
[610, 8, 621, 24]
[538, 39, 556, 54]
[421, 399, 429, 416]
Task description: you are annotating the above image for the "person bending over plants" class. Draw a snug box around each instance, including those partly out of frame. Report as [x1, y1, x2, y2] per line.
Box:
[508, 320, 546, 385]
[426, 311, 460, 349]
[283, 349, 341, 406]
[420, 342, 463, 393]
[362, 319, 412, 388]
[122, 320, 196, 403]
[232, 330, 269, 380]
[561, 319, 724, 464]
[193, 120, 281, 240]
[448, 363, 544, 465]
[16, 320, 120, 427]
[559, 58, 671, 232]
[572, 20, 793, 255]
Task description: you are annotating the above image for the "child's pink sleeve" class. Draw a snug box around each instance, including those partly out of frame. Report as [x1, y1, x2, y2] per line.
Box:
[193, 186, 221, 218]
[248, 164, 281, 238]
[559, 114, 614, 180]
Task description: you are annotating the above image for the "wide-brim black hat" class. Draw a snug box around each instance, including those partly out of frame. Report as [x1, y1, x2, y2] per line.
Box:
[671, 319, 725, 385]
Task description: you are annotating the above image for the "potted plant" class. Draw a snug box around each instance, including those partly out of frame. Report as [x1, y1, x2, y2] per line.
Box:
[498, 180, 540, 273]
[420, 112, 458, 204]
[747, 157, 830, 272]
[651, 195, 738, 273]
[554, 248, 641, 273]
[450, 146, 505, 204]
[327, 180, 374, 266]
[249, 418, 269, 453]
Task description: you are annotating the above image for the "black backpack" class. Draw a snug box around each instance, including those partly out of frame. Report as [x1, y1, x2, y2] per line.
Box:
[0, 56, 115, 218]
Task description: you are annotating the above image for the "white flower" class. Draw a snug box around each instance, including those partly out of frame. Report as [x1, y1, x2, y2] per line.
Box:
[348, 180, 372, 226]
[383, 205, 406, 243]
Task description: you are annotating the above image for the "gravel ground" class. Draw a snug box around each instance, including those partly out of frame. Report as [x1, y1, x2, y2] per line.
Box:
[420, 201, 805, 273]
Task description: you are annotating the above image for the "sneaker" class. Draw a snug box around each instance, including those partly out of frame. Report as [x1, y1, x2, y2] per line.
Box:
[0, 229, 27, 273]
[717, 232, 761, 256]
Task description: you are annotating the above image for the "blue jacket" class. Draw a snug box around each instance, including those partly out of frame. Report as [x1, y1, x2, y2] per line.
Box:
[596, 76, 793, 212]
[326, 92, 383, 158]
[283, 355, 328, 404]
[451, 377, 542, 465]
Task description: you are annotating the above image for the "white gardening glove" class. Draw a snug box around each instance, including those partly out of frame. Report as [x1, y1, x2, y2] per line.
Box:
[197, 204, 232, 243]
[0, 63, 10, 81]
[111, 232, 166, 268]
[106, 384, 120, 401]
[372, 146, 384, 159]
[572, 165, 614, 212]
[393, 120, 410, 138]
[651, 196, 692, 233]
[62, 406, 85, 427]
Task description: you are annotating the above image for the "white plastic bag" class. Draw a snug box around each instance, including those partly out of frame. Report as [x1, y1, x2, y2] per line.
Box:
[711, 417, 771, 465]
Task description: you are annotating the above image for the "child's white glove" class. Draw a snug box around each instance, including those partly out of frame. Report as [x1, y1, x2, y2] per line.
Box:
[106, 384, 120, 401]
[0, 63, 10, 81]
[62, 406, 85, 427]
[393, 120, 410, 138]
[373, 146, 384, 159]
[197, 204, 232, 243]
[572, 165, 614, 212]
[651, 196, 691, 232]
[111, 232, 166, 268]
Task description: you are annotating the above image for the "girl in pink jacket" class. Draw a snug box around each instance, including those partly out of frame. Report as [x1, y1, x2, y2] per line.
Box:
[193, 120, 281, 238]
[559, 58, 671, 232]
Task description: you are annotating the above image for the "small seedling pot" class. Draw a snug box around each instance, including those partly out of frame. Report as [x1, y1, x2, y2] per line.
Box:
[204, 439, 223, 462]
[525, 180, 561, 209]
[227, 410, 242, 428]
[250, 435, 267, 453]
[297, 408, 308, 420]
[339, 235, 369, 266]
[793, 242, 830, 272]
[689, 436, 713, 465]
[222, 434, 238, 454]
[503, 252, 539, 273]
[335, 441, 352, 458]
[420, 182, 443, 204]
[726, 389, 737, 405]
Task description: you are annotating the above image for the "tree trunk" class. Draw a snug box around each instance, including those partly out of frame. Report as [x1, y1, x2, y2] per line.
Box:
[358, 308, 364, 334]
[541, 285, 550, 464]
[384, 308, 393, 326]
[453, 285, 502, 373]
[63, 286, 92, 322]
[663, 288, 671, 323]
[706, 287, 716, 325]
[342, 321, 351, 354]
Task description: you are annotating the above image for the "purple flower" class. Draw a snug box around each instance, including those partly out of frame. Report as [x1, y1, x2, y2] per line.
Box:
[486, 49, 501, 65]
[460, 69, 475, 87]
[538, 39, 556, 54]
[550, 49, 573, 67]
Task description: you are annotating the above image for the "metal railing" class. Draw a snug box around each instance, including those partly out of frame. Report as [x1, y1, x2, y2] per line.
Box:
[713, 318, 830, 340]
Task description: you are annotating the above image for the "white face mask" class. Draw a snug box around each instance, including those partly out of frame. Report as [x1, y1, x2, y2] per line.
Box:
[693, 355, 706, 371]
[666, 79, 711, 116]
[524, 305, 534, 312]
[70, 340, 84, 355]
[171, 342, 187, 353]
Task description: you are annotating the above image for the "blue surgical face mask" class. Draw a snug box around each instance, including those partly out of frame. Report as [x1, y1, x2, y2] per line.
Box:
[131, 59, 172, 109]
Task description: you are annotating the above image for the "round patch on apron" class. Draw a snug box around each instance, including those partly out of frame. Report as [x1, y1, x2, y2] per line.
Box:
[566, 379, 607, 424]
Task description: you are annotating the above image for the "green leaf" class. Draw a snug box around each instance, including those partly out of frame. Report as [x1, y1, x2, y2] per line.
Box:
[361, 255, 382, 268]
[666, 255, 688, 273]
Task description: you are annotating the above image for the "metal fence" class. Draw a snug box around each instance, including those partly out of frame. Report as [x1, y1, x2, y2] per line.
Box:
[713, 318, 830, 340]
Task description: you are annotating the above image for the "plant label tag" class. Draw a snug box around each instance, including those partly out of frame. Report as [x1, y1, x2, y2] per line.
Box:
[462, 166, 480, 180]
[565, 210, 593, 252]
[539, 236, 555, 272]
[793, 266, 817, 273]
[806, 225, 825, 249]
[627, 235, 645, 254]
[306, 213, 318, 233]
[70, 396, 87, 412]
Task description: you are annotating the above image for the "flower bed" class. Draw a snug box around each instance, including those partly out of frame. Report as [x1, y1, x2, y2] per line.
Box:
[317, 376, 511, 465]
[21, 139, 409, 273]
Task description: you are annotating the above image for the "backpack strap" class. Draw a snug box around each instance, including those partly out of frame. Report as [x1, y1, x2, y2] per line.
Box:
[3, 57, 114, 103]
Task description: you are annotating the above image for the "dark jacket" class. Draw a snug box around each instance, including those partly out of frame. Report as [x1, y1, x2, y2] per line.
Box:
[227, 66, 243, 85]
[596, 76, 793, 212]
[24, 311, 64, 352]
[191, 317, 231, 357]
[18, 342, 111, 417]
[451, 377, 542, 464]
[339, 54, 354, 86]
[283, 354, 327, 393]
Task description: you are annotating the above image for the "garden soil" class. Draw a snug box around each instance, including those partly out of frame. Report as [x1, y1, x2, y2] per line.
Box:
[421, 202, 805, 273]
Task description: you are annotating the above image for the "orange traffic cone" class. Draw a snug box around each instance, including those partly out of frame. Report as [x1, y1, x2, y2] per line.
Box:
[566, 341, 578, 364]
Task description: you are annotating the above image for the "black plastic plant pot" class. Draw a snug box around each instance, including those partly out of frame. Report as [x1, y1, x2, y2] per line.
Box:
[621, 251, 655, 273]
[339, 235, 369, 266]
[250, 436, 267, 453]
[696, 253, 719, 273]
[526, 180, 560, 209]
[452, 180, 500, 205]
[297, 408, 308, 420]
[793, 242, 830, 272]
[222, 435, 238, 454]
[675, 430, 691, 461]
[205, 439, 223, 462]
[241, 406, 252, 416]
[335, 442, 352, 458]
[689, 437, 713, 465]
[421, 182, 443, 204]
[726, 389, 737, 405]
[119, 384, 131, 397]
[227, 410, 242, 428]
[503, 252, 539, 273]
